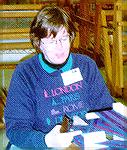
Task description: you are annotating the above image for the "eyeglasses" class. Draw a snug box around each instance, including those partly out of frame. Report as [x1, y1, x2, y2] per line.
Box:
[41, 35, 70, 47]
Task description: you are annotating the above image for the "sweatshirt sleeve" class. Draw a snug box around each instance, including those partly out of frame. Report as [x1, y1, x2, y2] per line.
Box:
[4, 65, 47, 149]
[86, 59, 114, 111]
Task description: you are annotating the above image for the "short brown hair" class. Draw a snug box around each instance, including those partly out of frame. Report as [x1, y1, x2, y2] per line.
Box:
[30, 5, 76, 51]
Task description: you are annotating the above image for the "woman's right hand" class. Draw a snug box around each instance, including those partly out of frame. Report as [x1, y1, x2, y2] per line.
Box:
[45, 124, 82, 148]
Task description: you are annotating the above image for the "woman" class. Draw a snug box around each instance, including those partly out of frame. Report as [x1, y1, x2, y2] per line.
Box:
[4, 5, 114, 149]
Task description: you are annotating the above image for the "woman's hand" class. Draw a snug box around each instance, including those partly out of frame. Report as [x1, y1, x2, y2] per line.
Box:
[45, 125, 82, 148]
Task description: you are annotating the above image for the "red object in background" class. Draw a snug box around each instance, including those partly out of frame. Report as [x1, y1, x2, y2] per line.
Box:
[0, 0, 7, 4]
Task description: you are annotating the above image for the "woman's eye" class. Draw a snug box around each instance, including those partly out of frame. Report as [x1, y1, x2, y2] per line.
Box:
[62, 36, 69, 41]
[62, 38, 67, 41]
[49, 40, 56, 44]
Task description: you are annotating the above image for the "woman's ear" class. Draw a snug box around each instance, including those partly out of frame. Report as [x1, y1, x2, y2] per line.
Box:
[39, 42, 47, 54]
[70, 32, 76, 45]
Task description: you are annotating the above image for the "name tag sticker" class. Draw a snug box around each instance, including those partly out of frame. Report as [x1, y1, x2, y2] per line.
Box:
[61, 68, 83, 86]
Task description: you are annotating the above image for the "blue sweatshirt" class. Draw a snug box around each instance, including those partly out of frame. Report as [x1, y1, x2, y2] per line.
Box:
[4, 53, 114, 149]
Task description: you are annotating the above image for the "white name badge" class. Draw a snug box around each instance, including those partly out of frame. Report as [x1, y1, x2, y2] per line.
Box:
[61, 68, 83, 86]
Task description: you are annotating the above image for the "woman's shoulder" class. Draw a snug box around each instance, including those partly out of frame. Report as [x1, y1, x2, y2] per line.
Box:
[71, 53, 96, 65]
[16, 54, 38, 70]
[12, 54, 40, 77]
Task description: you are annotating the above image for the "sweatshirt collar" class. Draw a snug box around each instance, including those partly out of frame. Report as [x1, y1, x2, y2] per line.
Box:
[38, 53, 72, 73]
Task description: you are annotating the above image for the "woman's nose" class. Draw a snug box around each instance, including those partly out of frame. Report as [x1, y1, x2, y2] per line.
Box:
[56, 39, 63, 47]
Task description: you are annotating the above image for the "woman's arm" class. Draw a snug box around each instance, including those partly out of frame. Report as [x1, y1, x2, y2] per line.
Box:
[4, 66, 47, 149]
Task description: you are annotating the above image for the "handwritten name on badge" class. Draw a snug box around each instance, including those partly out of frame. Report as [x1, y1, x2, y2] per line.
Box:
[61, 68, 83, 86]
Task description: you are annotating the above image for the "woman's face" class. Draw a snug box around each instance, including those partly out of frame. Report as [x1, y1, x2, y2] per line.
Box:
[40, 27, 70, 65]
